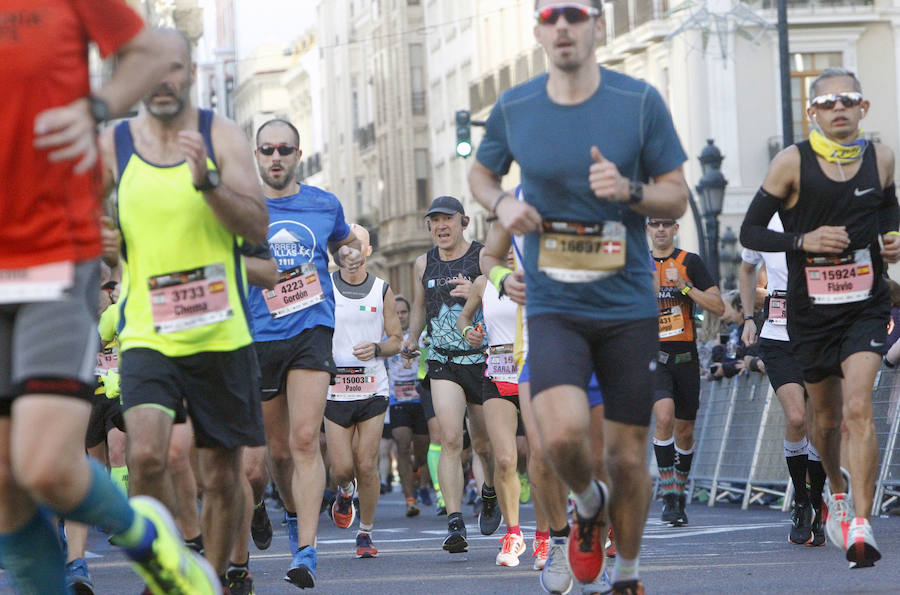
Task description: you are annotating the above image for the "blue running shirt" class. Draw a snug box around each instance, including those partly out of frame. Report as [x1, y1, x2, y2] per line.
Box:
[476, 67, 687, 321]
[248, 185, 351, 341]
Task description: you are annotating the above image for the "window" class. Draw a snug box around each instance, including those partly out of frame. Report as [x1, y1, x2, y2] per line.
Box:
[415, 149, 430, 209]
[355, 178, 364, 217]
[410, 44, 426, 115]
[790, 52, 842, 140]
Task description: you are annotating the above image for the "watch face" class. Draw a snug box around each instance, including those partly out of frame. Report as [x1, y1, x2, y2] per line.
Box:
[208, 170, 221, 186]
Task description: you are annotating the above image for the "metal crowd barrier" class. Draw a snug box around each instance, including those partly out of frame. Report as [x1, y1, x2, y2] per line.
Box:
[660, 367, 900, 515]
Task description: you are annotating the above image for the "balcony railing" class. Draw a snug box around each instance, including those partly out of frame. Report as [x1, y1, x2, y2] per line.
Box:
[298, 152, 322, 181]
[357, 122, 376, 151]
[411, 91, 427, 115]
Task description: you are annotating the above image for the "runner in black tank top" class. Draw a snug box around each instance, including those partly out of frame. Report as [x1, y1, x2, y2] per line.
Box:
[739, 69, 900, 571]
[402, 196, 496, 556]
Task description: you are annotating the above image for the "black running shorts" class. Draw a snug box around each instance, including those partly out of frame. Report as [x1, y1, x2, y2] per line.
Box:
[390, 402, 428, 435]
[426, 360, 486, 406]
[758, 338, 804, 391]
[325, 396, 389, 428]
[120, 345, 265, 449]
[527, 314, 658, 426]
[255, 325, 337, 401]
[85, 396, 125, 449]
[653, 350, 701, 421]
[417, 379, 435, 420]
[792, 312, 888, 384]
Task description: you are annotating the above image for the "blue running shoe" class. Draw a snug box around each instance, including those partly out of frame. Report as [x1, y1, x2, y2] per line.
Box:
[285, 546, 316, 589]
[66, 557, 94, 595]
[418, 487, 432, 507]
[285, 513, 299, 555]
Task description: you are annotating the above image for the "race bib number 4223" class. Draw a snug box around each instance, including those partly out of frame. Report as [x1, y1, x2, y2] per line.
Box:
[263, 262, 325, 318]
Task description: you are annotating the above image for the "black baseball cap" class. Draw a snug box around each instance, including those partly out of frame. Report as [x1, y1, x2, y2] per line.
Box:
[424, 196, 465, 218]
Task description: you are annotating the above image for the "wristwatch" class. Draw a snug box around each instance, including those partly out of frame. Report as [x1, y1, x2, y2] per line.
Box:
[743, 315, 755, 321]
[88, 95, 110, 124]
[194, 169, 221, 192]
[374, 343, 382, 357]
[628, 181, 644, 205]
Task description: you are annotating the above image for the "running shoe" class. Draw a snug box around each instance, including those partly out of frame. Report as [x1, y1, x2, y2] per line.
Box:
[825, 492, 852, 552]
[605, 527, 616, 558]
[418, 486, 433, 507]
[789, 501, 813, 545]
[356, 531, 378, 558]
[519, 472, 531, 504]
[479, 484, 502, 535]
[532, 536, 550, 570]
[567, 481, 608, 584]
[251, 502, 273, 550]
[442, 517, 468, 554]
[540, 538, 573, 595]
[610, 579, 645, 594]
[65, 557, 94, 595]
[285, 546, 317, 589]
[495, 532, 526, 567]
[225, 567, 254, 595]
[406, 497, 420, 517]
[321, 489, 336, 517]
[285, 513, 299, 555]
[808, 503, 826, 547]
[845, 517, 880, 569]
[675, 493, 689, 527]
[581, 568, 612, 594]
[332, 481, 357, 529]
[660, 493, 679, 526]
[117, 496, 221, 595]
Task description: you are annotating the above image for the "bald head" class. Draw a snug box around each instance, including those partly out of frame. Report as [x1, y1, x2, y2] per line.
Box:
[350, 224, 372, 258]
[156, 27, 193, 68]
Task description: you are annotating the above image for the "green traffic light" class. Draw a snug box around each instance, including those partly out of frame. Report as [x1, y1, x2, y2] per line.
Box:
[456, 141, 473, 158]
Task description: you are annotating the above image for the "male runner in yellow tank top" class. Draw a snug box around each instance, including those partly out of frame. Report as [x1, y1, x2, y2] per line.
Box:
[98, 29, 271, 591]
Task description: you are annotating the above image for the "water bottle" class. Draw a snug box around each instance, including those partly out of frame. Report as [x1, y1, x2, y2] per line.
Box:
[726, 327, 739, 360]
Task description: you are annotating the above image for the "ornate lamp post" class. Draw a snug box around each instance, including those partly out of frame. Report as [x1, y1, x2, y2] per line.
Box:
[695, 139, 728, 285]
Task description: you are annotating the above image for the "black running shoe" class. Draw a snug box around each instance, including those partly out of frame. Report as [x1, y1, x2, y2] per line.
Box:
[808, 504, 826, 547]
[442, 518, 468, 554]
[661, 493, 679, 526]
[789, 501, 813, 545]
[251, 503, 273, 550]
[674, 493, 689, 527]
[226, 567, 254, 595]
[479, 484, 502, 535]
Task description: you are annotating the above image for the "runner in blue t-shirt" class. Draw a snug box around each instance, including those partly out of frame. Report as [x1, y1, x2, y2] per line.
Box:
[468, 3, 689, 592]
[247, 119, 362, 589]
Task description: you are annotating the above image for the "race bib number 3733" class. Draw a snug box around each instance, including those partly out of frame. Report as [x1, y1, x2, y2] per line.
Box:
[149, 263, 233, 334]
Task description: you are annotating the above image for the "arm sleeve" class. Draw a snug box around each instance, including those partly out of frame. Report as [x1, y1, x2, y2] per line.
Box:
[741, 247, 762, 265]
[72, 0, 146, 58]
[329, 202, 352, 243]
[685, 253, 716, 292]
[879, 183, 899, 235]
[474, 96, 514, 177]
[739, 188, 798, 252]
[640, 85, 688, 179]
[240, 241, 271, 259]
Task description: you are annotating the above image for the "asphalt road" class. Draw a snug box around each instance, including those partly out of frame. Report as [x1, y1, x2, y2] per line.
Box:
[2, 488, 898, 594]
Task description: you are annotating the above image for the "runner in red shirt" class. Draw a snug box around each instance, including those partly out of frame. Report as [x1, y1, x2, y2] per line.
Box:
[0, 3, 219, 593]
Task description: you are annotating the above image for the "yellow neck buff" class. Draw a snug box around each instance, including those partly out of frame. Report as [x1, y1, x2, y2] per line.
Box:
[809, 128, 867, 164]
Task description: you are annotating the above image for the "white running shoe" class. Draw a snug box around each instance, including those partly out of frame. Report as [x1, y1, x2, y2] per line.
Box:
[845, 517, 881, 569]
[533, 536, 550, 570]
[496, 532, 526, 567]
[825, 492, 851, 550]
[581, 568, 612, 594]
[540, 538, 573, 595]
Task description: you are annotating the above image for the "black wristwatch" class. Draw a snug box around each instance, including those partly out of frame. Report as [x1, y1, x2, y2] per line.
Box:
[88, 95, 110, 124]
[743, 315, 755, 321]
[194, 169, 221, 192]
[628, 180, 644, 205]
[374, 343, 382, 357]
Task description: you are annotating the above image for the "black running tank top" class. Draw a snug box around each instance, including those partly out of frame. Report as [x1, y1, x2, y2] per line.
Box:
[782, 141, 888, 327]
[422, 241, 485, 364]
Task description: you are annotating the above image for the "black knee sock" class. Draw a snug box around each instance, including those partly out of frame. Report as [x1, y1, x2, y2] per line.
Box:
[653, 438, 676, 495]
[807, 459, 826, 509]
[674, 446, 694, 494]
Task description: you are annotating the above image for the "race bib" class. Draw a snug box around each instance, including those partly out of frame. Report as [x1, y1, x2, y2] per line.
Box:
[0, 261, 74, 304]
[767, 291, 787, 326]
[263, 262, 324, 318]
[149, 264, 233, 334]
[393, 380, 418, 402]
[804, 249, 873, 305]
[486, 344, 518, 384]
[538, 220, 626, 283]
[658, 305, 685, 339]
[331, 367, 377, 400]
[95, 347, 118, 376]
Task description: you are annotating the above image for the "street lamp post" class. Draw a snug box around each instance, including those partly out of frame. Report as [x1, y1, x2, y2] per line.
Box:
[695, 139, 728, 286]
[719, 226, 739, 290]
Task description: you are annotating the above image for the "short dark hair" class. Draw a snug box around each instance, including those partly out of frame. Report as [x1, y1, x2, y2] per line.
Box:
[809, 67, 862, 99]
[394, 295, 411, 311]
[534, 0, 602, 11]
[256, 119, 301, 147]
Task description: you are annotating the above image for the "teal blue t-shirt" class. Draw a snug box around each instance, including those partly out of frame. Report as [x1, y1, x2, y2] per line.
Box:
[476, 67, 687, 321]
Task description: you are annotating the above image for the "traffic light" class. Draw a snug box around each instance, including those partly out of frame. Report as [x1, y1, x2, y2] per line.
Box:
[455, 109, 472, 158]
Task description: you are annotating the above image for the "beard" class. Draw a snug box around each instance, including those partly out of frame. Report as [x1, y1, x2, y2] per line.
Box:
[143, 84, 188, 121]
[261, 168, 296, 190]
